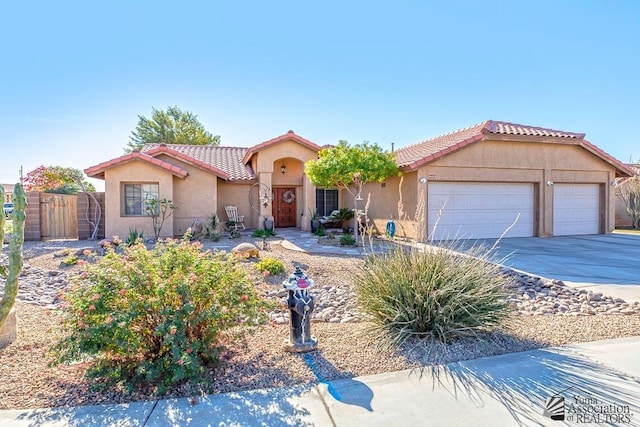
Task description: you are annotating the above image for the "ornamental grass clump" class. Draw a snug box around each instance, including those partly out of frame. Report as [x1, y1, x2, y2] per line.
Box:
[52, 238, 272, 394]
[355, 244, 512, 347]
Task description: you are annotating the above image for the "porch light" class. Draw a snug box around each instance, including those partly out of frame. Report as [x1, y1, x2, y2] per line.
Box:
[281, 164, 286, 174]
[546, 180, 554, 187]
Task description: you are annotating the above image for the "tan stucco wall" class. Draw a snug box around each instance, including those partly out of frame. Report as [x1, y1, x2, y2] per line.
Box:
[418, 140, 617, 238]
[154, 154, 218, 236]
[344, 173, 419, 239]
[103, 161, 176, 239]
[217, 181, 256, 228]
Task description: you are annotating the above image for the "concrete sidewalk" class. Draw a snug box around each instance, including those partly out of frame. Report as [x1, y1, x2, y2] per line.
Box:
[2, 337, 639, 426]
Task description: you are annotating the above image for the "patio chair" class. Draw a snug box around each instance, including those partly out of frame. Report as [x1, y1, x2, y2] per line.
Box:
[224, 205, 246, 231]
[318, 210, 341, 228]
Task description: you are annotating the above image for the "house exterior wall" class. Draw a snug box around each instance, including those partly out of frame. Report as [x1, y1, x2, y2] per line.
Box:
[2, 184, 14, 203]
[103, 161, 175, 239]
[417, 140, 617, 238]
[217, 181, 255, 228]
[154, 154, 219, 236]
[343, 173, 420, 239]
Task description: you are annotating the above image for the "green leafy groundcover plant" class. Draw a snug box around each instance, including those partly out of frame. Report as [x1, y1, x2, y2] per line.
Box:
[51, 238, 272, 394]
[355, 244, 512, 347]
[255, 257, 285, 275]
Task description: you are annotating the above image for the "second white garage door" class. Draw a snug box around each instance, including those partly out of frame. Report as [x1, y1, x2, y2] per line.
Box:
[553, 184, 600, 236]
[427, 182, 534, 240]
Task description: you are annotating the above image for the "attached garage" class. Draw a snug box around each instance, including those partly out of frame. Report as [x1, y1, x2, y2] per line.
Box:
[428, 182, 534, 240]
[553, 184, 600, 236]
[393, 120, 634, 241]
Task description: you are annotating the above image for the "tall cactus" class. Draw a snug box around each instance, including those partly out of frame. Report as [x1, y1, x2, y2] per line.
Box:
[0, 183, 26, 332]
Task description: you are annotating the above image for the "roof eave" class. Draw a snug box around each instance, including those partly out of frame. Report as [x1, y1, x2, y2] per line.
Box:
[580, 140, 635, 178]
[84, 152, 190, 180]
[242, 131, 322, 164]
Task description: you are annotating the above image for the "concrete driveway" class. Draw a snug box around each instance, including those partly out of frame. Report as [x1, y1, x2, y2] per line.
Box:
[464, 233, 640, 301]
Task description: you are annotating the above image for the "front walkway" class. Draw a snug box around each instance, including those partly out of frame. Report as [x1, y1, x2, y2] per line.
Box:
[2, 337, 639, 426]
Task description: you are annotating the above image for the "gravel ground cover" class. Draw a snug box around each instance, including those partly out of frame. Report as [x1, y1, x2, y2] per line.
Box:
[0, 237, 639, 410]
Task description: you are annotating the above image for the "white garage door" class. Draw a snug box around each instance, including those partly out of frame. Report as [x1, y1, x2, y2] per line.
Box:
[553, 184, 600, 236]
[428, 182, 534, 240]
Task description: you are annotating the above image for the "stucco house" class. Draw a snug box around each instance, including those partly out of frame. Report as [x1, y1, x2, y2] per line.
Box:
[1, 184, 14, 203]
[85, 121, 634, 241]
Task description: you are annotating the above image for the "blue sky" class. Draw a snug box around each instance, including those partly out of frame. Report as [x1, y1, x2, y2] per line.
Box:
[1, 1, 639, 190]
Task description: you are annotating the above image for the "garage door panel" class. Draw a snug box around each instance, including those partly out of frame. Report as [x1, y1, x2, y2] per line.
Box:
[553, 184, 599, 236]
[428, 182, 534, 240]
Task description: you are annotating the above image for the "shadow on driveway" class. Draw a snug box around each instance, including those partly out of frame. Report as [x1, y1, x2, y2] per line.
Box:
[459, 234, 640, 286]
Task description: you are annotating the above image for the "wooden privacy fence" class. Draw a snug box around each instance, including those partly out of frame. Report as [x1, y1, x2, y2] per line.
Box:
[40, 193, 78, 240]
[24, 192, 105, 241]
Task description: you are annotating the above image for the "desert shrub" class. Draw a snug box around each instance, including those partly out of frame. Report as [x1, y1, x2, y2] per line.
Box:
[355, 244, 512, 346]
[252, 229, 275, 238]
[340, 234, 356, 246]
[62, 254, 78, 266]
[255, 257, 285, 275]
[314, 227, 326, 237]
[125, 228, 144, 246]
[52, 238, 272, 394]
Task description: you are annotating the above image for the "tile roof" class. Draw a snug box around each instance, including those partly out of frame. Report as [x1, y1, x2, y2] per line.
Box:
[396, 120, 633, 177]
[142, 144, 254, 181]
[242, 130, 323, 164]
[395, 122, 487, 169]
[484, 121, 585, 139]
[84, 151, 189, 179]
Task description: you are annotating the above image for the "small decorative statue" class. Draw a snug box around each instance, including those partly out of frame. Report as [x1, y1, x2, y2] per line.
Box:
[283, 266, 317, 352]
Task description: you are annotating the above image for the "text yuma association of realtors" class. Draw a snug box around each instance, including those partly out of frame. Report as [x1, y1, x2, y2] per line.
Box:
[567, 395, 632, 424]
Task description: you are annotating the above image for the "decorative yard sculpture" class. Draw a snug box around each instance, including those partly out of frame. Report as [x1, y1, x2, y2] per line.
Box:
[248, 182, 274, 230]
[283, 266, 317, 352]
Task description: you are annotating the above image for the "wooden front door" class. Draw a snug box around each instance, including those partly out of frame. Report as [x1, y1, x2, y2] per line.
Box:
[273, 188, 296, 227]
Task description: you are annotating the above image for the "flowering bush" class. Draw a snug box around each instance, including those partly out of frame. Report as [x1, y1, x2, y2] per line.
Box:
[51, 238, 272, 394]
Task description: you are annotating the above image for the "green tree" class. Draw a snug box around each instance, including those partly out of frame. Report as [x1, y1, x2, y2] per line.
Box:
[126, 106, 220, 152]
[305, 140, 399, 240]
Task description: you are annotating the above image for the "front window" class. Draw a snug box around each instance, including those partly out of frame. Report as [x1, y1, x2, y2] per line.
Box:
[123, 183, 159, 216]
[316, 188, 338, 216]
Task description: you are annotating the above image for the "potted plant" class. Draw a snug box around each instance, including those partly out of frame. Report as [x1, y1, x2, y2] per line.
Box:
[309, 208, 321, 233]
[334, 207, 355, 231]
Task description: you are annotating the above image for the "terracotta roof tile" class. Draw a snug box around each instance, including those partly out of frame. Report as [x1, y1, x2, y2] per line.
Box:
[84, 152, 189, 179]
[142, 144, 255, 181]
[242, 130, 322, 164]
[485, 121, 585, 139]
[395, 122, 487, 169]
[396, 120, 632, 177]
